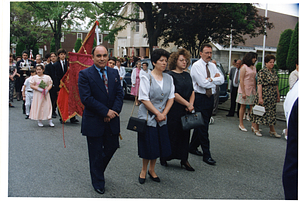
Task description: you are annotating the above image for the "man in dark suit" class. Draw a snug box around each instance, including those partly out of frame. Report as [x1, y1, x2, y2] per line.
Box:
[54, 48, 79, 123]
[226, 59, 241, 117]
[78, 45, 124, 194]
[16, 50, 36, 113]
[45, 52, 58, 118]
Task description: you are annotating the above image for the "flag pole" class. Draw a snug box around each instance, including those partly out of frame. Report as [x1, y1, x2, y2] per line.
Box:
[96, 21, 100, 45]
[262, 4, 268, 68]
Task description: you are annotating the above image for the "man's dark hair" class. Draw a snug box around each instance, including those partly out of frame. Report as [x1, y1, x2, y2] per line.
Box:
[108, 57, 116, 63]
[45, 53, 51, 59]
[242, 52, 258, 67]
[200, 43, 212, 52]
[151, 49, 170, 67]
[91, 45, 108, 56]
[142, 62, 148, 67]
[22, 50, 28, 56]
[57, 48, 67, 56]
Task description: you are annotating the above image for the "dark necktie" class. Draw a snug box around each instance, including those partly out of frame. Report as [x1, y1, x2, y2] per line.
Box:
[206, 63, 212, 98]
[234, 68, 239, 84]
[100, 68, 108, 93]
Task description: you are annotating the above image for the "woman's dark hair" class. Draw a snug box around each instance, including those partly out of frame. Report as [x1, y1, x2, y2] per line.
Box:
[264, 54, 276, 64]
[36, 64, 45, 70]
[242, 52, 258, 67]
[168, 48, 191, 71]
[151, 49, 170, 68]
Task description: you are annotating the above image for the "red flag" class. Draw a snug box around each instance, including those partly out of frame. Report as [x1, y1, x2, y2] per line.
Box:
[78, 21, 99, 55]
[57, 52, 94, 122]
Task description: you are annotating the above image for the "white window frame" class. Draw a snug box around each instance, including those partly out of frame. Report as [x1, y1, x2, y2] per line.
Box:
[60, 32, 64, 42]
[77, 33, 82, 40]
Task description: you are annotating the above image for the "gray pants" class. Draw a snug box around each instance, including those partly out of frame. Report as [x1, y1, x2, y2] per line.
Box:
[25, 91, 33, 115]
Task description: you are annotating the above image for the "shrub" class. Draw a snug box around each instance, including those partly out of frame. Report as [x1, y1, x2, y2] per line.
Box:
[286, 22, 298, 72]
[276, 29, 293, 70]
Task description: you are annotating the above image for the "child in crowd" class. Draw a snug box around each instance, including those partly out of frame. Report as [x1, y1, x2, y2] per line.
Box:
[22, 69, 36, 119]
[29, 65, 54, 127]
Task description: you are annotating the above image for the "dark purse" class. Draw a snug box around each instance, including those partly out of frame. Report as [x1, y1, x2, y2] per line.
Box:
[127, 76, 152, 133]
[181, 112, 205, 130]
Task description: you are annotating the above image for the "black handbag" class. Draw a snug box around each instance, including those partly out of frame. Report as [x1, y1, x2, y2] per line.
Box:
[127, 76, 152, 133]
[181, 112, 205, 130]
[127, 116, 147, 133]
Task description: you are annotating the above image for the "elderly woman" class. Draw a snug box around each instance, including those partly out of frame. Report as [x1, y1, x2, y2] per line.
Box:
[131, 60, 142, 105]
[236, 52, 257, 132]
[250, 55, 280, 137]
[160, 48, 195, 171]
[137, 49, 175, 184]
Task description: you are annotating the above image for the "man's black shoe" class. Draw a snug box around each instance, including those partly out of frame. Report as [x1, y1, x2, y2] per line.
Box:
[203, 157, 216, 165]
[226, 114, 234, 117]
[25, 115, 29, 119]
[189, 149, 203, 156]
[94, 188, 105, 194]
[52, 114, 57, 118]
[70, 118, 79, 123]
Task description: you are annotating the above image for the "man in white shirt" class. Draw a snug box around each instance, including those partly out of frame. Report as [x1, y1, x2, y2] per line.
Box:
[189, 43, 224, 165]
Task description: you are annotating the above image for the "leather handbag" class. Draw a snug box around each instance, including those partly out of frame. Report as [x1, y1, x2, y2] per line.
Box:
[181, 112, 205, 130]
[127, 76, 152, 133]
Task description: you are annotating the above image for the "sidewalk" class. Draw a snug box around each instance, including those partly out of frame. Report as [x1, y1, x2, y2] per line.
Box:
[218, 97, 286, 122]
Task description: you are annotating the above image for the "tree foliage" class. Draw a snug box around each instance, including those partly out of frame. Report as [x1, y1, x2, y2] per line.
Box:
[276, 29, 293, 70]
[286, 22, 298, 72]
[160, 3, 274, 58]
[74, 38, 82, 53]
[21, 2, 92, 52]
[10, 2, 50, 56]
[90, 2, 169, 55]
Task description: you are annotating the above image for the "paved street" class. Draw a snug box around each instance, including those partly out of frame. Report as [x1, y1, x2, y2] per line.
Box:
[8, 98, 288, 199]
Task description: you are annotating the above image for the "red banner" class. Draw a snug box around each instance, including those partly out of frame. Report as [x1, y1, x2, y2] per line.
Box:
[57, 52, 93, 122]
[78, 21, 99, 55]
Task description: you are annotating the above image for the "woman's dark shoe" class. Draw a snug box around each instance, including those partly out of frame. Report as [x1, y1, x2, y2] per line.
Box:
[160, 158, 168, 167]
[9, 103, 15, 108]
[148, 171, 160, 182]
[139, 172, 146, 184]
[180, 161, 195, 171]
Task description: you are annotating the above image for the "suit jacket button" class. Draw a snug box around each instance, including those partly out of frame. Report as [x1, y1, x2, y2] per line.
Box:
[159, 107, 162, 109]
[161, 93, 164, 96]
[160, 100, 163, 102]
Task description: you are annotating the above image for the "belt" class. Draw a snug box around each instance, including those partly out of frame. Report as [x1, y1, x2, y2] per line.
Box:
[27, 90, 33, 92]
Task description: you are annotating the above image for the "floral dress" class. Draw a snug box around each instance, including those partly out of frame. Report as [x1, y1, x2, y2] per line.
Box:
[250, 68, 278, 126]
[9, 63, 16, 102]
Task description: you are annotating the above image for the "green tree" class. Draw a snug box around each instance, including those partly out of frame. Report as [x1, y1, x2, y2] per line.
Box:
[10, 2, 50, 56]
[24, 2, 92, 52]
[74, 38, 82, 52]
[160, 3, 274, 58]
[286, 22, 298, 72]
[276, 29, 293, 70]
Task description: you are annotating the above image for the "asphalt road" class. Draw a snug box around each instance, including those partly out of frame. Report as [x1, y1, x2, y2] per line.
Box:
[8, 98, 288, 199]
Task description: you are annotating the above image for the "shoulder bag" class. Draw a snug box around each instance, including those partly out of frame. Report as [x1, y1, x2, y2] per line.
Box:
[126, 75, 152, 133]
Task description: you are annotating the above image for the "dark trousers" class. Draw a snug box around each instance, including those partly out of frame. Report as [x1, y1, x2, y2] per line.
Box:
[49, 89, 57, 115]
[86, 126, 119, 189]
[189, 93, 214, 159]
[228, 86, 240, 117]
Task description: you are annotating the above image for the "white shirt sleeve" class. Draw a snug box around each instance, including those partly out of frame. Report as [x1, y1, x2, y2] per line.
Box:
[138, 74, 150, 101]
[168, 76, 175, 99]
[131, 68, 136, 85]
